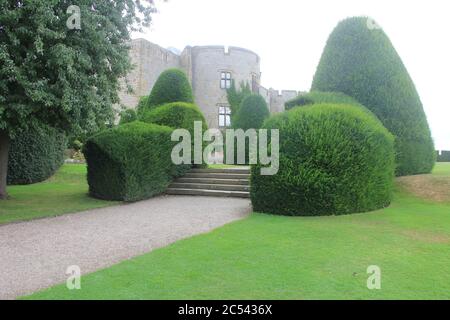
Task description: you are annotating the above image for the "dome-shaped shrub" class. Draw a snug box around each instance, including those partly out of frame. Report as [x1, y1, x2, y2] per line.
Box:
[141, 102, 208, 173]
[285, 91, 360, 110]
[251, 104, 395, 216]
[233, 94, 270, 130]
[141, 102, 207, 133]
[311, 17, 435, 176]
[146, 69, 194, 110]
[7, 122, 67, 185]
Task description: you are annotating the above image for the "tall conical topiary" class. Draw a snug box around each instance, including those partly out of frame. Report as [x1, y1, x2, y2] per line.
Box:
[311, 17, 435, 176]
[146, 68, 194, 110]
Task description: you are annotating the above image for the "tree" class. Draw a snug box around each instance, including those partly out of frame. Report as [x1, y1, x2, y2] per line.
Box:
[311, 17, 435, 176]
[0, 0, 156, 199]
[226, 80, 251, 117]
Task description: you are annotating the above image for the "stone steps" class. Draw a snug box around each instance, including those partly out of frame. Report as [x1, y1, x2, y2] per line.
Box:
[170, 182, 249, 192]
[167, 167, 250, 198]
[166, 188, 250, 198]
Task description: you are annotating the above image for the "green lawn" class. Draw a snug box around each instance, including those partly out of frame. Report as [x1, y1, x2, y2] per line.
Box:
[26, 163, 450, 300]
[0, 164, 118, 225]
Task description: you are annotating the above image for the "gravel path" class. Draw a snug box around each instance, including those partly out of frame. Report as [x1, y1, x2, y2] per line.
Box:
[0, 195, 251, 299]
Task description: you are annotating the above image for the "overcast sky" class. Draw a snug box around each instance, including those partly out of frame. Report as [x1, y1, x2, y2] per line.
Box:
[133, 0, 450, 150]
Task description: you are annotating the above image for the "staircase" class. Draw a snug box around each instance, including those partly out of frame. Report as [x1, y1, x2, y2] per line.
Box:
[166, 167, 250, 198]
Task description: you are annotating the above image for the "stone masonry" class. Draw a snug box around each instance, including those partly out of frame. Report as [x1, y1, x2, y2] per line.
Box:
[119, 38, 298, 129]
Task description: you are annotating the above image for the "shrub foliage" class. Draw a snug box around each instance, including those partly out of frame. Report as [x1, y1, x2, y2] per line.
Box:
[141, 102, 208, 173]
[119, 109, 138, 125]
[233, 94, 270, 130]
[436, 151, 450, 162]
[8, 122, 67, 185]
[146, 69, 194, 110]
[285, 91, 360, 110]
[83, 122, 176, 201]
[141, 102, 207, 133]
[224, 94, 269, 165]
[311, 17, 435, 176]
[251, 104, 395, 216]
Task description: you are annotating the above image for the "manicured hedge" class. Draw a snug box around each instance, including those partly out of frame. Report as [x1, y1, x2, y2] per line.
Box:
[119, 109, 137, 125]
[141, 102, 207, 133]
[311, 17, 435, 176]
[136, 95, 149, 118]
[146, 69, 194, 110]
[224, 94, 269, 165]
[285, 91, 360, 110]
[233, 94, 270, 130]
[7, 122, 67, 185]
[251, 104, 395, 216]
[436, 150, 450, 162]
[141, 102, 208, 173]
[83, 122, 176, 201]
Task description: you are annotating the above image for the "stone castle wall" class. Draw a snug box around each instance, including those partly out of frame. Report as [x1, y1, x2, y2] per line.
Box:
[189, 46, 261, 128]
[118, 39, 181, 108]
[119, 38, 298, 128]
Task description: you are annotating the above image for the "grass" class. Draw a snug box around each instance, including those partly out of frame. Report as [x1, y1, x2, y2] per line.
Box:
[0, 164, 118, 225]
[25, 163, 450, 300]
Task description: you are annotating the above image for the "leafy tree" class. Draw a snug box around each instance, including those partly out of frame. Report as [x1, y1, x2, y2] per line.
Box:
[226, 80, 251, 117]
[0, 0, 156, 198]
[311, 17, 435, 176]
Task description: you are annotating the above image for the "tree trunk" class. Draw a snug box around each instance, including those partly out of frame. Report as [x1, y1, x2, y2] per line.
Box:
[0, 130, 10, 200]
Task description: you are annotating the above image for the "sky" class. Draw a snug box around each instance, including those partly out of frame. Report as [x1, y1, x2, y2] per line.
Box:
[133, 0, 450, 150]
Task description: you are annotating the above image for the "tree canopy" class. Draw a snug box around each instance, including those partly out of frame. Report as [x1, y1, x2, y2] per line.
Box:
[0, 0, 156, 198]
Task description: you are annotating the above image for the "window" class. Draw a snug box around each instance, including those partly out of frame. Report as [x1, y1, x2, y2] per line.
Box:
[218, 106, 231, 127]
[220, 72, 232, 89]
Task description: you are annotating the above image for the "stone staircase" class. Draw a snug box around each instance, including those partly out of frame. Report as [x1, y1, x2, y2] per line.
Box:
[166, 167, 250, 198]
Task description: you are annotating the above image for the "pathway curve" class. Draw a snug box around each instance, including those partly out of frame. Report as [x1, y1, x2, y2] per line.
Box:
[0, 195, 251, 299]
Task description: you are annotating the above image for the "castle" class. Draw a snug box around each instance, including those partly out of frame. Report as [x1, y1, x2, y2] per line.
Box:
[119, 38, 299, 129]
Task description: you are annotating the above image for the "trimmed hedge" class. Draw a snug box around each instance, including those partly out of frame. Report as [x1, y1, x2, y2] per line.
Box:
[136, 95, 149, 118]
[119, 109, 137, 125]
[436, 150, 450, 162]
[285, 91, 360, 110]
[7, 123, 67, 185]
[146, 69, 194, 110]
[83, 122, 176, 201]
[141, 102, 207, 133]
[233, 94, 270, 130]
[311, 17, 435, 176]
[224, 94, 269, 165]
[141, 102, 208, 173]
[251, 104, 395, 216]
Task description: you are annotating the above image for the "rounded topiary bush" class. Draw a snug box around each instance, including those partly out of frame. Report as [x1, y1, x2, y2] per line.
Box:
[146, 69, 194, 110]
[251, 103, 395, 216]
[311, 17, 435, 176]
[233, 94, 270, 130]
[223, 94, 270, 165]
[141, 102, 208, 173]
[83, 122, 176, 201]
[141, 102, 207, 133]
[7, 122, 67, 185]
[285, 91, 360, 110]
